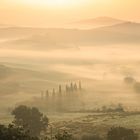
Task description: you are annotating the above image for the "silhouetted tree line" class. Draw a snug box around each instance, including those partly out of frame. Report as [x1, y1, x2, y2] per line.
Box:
[101, 104, 124, 113]
[41, 81, 82, 100]
[72, 104, 125, 113]
[0, 105, 138, 140]
[39, 81, 83, 112]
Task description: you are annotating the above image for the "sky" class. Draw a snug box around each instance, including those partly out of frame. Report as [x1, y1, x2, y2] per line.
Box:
[0, 0, 140, 27]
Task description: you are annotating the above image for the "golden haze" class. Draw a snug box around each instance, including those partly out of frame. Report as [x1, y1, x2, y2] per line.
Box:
[0, 0, 139, 27]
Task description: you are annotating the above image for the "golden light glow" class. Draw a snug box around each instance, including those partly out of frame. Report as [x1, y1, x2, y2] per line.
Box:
[1, 0, 139, 27]
[22, 0, 80, 7]
[46, 0, 75, 6]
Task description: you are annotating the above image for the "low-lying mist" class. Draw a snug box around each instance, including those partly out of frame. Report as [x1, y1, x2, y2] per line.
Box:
[0, 44, 140, 118]
[0, 23, 140, 125]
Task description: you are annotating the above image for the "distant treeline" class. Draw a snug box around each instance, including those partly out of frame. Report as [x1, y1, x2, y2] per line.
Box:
[124, 76, 140, 93]
[40, 81, 82, 99]
[34, 81, 84, 112]
[66, 104, 125, 113]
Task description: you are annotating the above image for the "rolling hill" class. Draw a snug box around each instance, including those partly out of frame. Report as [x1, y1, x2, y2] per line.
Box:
[0, 64, 72, 96]
[71, 16, 125, 28]
[1, 21, 140, 50]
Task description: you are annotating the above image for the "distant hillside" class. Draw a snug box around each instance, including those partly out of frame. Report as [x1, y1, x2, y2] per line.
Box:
[0, 17, 127, 39]
[0, 64, 71, 96]
[2, 22, 140, 50]
[70, 16, 125, 28]
[0, 27, 48, 39]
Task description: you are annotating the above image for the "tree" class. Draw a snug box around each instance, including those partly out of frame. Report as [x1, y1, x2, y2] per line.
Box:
[134, 82, 140, 93]
[124, 76, 135, 84]
[55, 131, 73, 140]
[81, 134, 102, 140]
[12, 105, 49, 137]
[0, 124, 39, 140]
[107, 127, 138, 140]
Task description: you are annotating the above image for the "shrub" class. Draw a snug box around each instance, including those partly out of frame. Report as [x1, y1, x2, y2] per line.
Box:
[55, 131, 73, 140]
[107, 127, 138, 140]
[0, 124, 39, 140]
[81, 134, 102, 140]
[124, 76, 135, 84]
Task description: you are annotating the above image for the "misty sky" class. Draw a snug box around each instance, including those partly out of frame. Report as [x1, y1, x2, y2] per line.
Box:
[0, 0, 140, 27]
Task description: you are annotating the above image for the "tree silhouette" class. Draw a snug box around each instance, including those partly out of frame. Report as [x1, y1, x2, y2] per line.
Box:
[55, 131, 73, 140]
[124, 76, 135, 84]
[107, 127, 138, 140]
[0, 124, 39, 140]
[12, 105, 49, 137]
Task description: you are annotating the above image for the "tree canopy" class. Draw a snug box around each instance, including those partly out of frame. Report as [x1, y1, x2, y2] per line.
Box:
[107, 127, 138, 140]
[12, 105, 49, 137]
[0, 124, 39, 140]
[55, 131, 73, 140]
